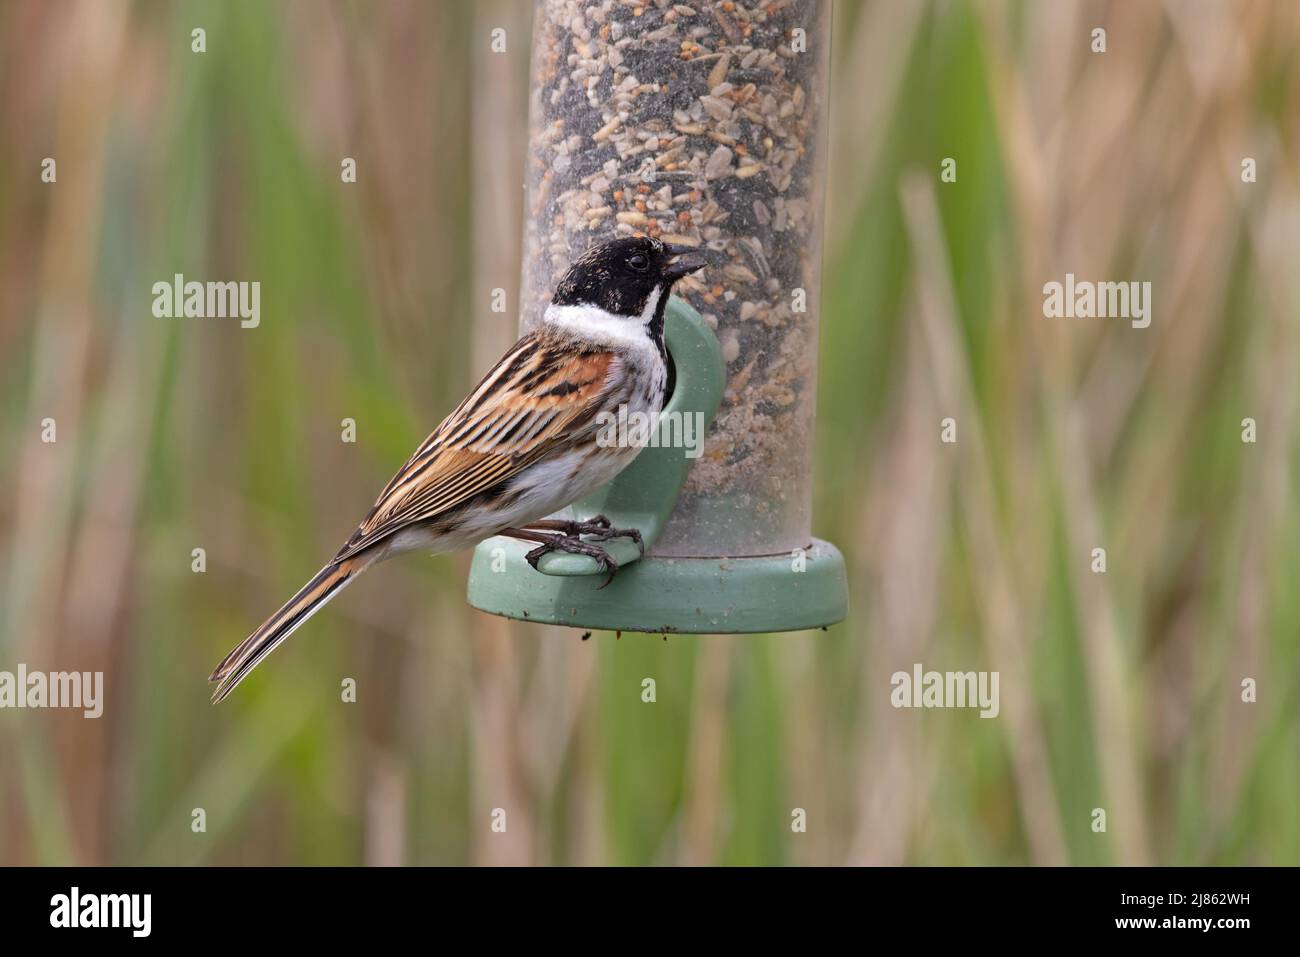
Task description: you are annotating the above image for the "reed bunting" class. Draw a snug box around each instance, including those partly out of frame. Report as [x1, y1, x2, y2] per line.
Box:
[209, 237, 709, 702]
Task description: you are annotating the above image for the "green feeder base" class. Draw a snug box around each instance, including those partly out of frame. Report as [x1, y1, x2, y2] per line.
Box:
[465, 295, 849, 634]
[467, 538, 847, 634]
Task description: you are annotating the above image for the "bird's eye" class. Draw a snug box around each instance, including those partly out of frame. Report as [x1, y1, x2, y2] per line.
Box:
[628, 253, 649, 272]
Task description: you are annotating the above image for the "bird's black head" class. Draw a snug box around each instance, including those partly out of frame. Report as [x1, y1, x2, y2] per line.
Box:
[550, 237, 710, 320]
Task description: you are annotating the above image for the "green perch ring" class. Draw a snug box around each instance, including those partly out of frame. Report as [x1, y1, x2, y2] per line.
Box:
[466, 297, 848, 634]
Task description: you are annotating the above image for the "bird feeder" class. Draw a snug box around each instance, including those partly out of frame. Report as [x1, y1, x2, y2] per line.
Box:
[467, 0, 846, 633]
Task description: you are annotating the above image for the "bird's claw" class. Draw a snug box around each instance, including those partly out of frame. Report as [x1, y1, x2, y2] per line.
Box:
[524, 535, 620, 586]
[524, 514, 645, 561]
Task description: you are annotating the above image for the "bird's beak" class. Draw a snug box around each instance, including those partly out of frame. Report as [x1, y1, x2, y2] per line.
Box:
[663, 243, 713, 282]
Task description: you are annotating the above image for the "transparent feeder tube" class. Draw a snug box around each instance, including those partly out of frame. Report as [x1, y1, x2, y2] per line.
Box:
[520, 0, 830, 557]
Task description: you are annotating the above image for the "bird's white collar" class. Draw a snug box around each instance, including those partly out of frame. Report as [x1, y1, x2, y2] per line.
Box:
[541, 286, 662, 354]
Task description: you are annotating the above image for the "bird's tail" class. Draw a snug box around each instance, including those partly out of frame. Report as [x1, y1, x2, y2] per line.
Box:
[209, 554, 369, 703]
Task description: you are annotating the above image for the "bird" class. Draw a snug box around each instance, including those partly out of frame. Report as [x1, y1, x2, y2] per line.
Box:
[208, 237, 709, 703]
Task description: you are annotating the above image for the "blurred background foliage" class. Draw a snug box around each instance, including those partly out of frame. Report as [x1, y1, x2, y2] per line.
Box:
[2, 0, 1299, 865]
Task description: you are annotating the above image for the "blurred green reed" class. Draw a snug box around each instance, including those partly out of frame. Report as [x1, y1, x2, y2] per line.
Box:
[1, 0, 1299, 865]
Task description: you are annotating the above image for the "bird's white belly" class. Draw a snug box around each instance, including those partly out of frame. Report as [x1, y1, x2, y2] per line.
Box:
[500, 442, 641, 527]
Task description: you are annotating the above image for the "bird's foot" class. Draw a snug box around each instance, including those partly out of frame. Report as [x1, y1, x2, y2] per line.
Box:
[523, 534, 620, 588]
[525, 515, 644, 557]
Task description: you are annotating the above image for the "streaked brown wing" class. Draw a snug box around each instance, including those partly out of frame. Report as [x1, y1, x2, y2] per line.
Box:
[333, 332, 617, 561]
